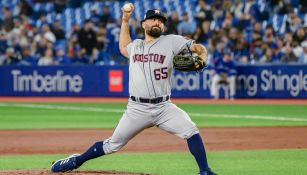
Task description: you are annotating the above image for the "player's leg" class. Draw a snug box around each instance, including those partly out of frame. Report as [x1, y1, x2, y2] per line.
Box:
[154, 102, 216, 175]
[227, 75, 236, 99]
[210, 74, 221, 99]
[51, 101, 152, 172]
[102, 107, 153, 155]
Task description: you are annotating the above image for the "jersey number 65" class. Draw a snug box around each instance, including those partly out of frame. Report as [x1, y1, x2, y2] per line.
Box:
[154, 67, 168, 80]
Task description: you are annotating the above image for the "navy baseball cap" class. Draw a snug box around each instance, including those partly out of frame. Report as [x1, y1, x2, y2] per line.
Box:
[142, 9, 167, 23]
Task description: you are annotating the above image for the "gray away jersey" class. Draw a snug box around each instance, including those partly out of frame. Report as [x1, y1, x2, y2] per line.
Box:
[126, 34, 192, 98]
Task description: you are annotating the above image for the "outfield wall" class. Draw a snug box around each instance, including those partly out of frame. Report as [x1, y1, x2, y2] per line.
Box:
[0, 65, 306, 98]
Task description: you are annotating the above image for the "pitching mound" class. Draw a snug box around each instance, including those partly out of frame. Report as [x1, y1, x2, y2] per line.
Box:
[0, 170, 153, 175]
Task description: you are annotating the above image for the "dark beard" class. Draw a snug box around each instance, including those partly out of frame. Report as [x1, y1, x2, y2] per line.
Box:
[146, 26, 162, 38]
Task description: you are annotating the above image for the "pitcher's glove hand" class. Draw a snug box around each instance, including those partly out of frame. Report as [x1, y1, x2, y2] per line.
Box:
[173, 43, 206, 72]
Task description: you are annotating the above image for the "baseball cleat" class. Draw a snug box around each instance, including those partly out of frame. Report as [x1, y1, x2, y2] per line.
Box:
[51, 153, 80, 173]
[198, 168, 217, 175]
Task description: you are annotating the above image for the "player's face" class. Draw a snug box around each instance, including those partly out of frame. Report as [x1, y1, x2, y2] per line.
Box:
[143, 18, 164, 38]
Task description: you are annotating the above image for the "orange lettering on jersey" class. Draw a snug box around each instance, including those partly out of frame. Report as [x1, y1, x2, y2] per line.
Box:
[159, 55, 166, 64]
[143, 54, 148, 62]
[132, 54, 165, 64]
[153, 54, 159, 62]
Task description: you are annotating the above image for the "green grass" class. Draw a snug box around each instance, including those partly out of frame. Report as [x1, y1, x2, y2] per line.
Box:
[1, 149, 307, 175]
[0, 102, 306, 175]
[0, 103, 307, 129]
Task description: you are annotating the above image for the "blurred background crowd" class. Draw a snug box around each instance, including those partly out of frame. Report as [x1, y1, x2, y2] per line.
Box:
[0, 0, 306, 66]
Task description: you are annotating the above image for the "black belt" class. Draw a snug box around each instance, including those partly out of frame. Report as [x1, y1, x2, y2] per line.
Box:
[130, 96, 170, 104]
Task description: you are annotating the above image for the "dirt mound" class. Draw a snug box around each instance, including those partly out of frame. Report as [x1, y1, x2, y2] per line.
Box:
[1, 127, 307, 155]
[0, 170, 153, 175]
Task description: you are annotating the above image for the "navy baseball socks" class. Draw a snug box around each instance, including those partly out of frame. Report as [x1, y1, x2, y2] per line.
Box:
[51, 141, 105, 172]
[51, 136, 216, 174]
[75, 141, 105, 166]
[187, 134, 217, 175]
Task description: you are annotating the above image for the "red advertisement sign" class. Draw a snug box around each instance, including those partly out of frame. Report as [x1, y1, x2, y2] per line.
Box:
[109, 70, 123, 92]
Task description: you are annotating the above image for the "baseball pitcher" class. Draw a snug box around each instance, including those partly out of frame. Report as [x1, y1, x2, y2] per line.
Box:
[51, 4, 216, 175]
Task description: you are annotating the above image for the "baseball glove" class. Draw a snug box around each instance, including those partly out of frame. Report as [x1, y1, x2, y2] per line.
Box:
[173, 43, 206, 72]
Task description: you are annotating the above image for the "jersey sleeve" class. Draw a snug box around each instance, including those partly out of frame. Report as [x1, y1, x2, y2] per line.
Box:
[170, 35, 194, 55]
[125, 42, 133, 57]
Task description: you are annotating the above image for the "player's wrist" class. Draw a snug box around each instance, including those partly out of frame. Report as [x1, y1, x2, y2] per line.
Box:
[122, 18, 130, 24]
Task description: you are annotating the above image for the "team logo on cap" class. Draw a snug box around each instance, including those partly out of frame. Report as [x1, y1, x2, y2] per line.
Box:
[154, 10, 160, 14]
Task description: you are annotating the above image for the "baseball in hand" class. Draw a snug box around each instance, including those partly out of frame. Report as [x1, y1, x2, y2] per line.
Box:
[123, 3, 132, 12]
